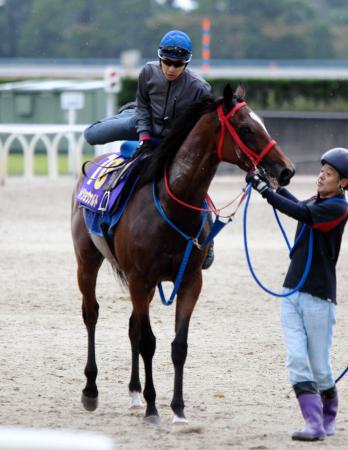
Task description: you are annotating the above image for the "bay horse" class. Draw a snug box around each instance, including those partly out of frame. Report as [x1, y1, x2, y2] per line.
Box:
[71, 84, 295, 425]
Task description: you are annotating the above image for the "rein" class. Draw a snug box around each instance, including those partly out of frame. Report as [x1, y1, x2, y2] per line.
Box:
[164, 166, 247, 217]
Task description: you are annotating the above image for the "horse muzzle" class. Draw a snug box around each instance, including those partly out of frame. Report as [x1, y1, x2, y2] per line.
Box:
[278, 166, 295, 186]
[260, 161, 295, 187]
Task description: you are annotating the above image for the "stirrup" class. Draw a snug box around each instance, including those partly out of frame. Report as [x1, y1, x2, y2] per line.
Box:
[98, 191, 110, 213]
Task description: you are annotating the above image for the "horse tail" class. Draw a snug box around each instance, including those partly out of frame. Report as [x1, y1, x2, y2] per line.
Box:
[111, 261, 129, 288]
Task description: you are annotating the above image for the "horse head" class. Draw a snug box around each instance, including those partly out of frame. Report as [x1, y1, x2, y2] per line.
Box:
[219, 84, 295, 186]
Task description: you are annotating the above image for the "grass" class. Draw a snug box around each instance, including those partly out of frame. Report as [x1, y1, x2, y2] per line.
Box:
[7, 152, 93, 176]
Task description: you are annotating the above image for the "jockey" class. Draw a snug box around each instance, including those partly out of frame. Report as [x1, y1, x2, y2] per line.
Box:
[246, 147, 348, 441]
[84, 29, 211, 148]
[84, 30, 214, 269]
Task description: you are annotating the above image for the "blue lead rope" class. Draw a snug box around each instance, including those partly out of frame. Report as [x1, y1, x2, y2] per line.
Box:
[243, 183, 313, 297]
[273, 208, 307, 257]
[335, 365, 348, 383]
[152, 180, 231, 305]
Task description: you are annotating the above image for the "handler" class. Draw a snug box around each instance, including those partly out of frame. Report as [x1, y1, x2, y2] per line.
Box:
[84, 29, 214, 269]
[246, 147, 348, 441]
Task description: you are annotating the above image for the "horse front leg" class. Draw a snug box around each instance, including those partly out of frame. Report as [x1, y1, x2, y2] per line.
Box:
[139, 314, 158, 423]
[128, 279, 158, 423]
[171, 272, 202, 424]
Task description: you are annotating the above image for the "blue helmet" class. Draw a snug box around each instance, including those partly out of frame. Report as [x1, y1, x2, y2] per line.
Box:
[321, 147, 348, 178]
[158, 30, 192, 63]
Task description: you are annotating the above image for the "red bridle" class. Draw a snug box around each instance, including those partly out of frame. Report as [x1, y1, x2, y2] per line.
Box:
[162, 101, 277, 213]
[217, 102, 277, 167]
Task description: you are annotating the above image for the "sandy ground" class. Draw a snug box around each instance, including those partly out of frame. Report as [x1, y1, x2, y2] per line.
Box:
[0, 176, 347, 450]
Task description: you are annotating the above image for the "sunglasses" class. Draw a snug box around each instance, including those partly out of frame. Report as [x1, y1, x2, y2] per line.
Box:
[160, 58, 186, 68]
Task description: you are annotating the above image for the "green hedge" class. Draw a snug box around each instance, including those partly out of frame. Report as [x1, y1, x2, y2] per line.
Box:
[119, 77, 348, 112]
[3, 77, 347, 112]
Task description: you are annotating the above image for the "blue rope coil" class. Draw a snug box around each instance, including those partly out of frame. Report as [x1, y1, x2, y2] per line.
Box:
[243, 183, 313, 298]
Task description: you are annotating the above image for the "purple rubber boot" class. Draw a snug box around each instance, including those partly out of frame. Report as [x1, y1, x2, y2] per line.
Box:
[292, 393, 326, 441]
[322, 389, 338, 436]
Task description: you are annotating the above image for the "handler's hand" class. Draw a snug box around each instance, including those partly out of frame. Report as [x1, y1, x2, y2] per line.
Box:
[245, 172, 269, 195]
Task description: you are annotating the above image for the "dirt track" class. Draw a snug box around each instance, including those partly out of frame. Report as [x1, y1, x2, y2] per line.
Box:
[0, 176, 347, 450]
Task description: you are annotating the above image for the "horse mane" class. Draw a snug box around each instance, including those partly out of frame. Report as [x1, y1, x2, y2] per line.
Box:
[138, 93, 218, 186]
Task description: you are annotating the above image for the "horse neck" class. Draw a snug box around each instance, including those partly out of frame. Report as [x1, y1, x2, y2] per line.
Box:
[163, 112, 219, 210]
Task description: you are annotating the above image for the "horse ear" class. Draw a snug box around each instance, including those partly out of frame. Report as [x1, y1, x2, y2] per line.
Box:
[235, 84, 246, 100]
[223, 84, 234, 108]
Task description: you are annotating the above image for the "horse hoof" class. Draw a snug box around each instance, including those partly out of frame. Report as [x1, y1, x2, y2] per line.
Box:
[144, 415, 161, 426]
[172, 414, 188, 424]
[81, 393, 98, 411]
[129, 391, 144, 409]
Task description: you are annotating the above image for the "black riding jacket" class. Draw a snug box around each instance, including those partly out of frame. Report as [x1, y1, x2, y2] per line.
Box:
[262, 187, 348, 303]
[135, 61, 211, 138]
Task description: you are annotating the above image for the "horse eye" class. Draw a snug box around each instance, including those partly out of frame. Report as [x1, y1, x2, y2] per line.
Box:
[239, 126, 253, 135]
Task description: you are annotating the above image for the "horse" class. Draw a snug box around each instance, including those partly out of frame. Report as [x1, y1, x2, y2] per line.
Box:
[71, 84, 295, 425]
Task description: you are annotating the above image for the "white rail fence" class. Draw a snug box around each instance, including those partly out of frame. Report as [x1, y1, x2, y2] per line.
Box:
[0, 124, 121, 185]
[0, 427, 114, 450]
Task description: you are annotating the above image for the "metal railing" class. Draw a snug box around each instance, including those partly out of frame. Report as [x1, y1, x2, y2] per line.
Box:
[0, 124, 121, 185]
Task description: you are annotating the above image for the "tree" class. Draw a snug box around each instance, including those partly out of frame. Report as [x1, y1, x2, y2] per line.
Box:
[0, 0, 346, 60]
[0, 0, 33, 56]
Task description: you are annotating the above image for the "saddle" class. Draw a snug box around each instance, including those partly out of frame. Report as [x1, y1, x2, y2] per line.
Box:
[76, 150, 149, 239]
[77, 151, 146, 215]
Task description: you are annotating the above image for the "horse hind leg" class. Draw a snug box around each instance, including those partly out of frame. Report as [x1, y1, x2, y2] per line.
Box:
[128, 312, 144, 409]
[76, 249, 104, 411]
